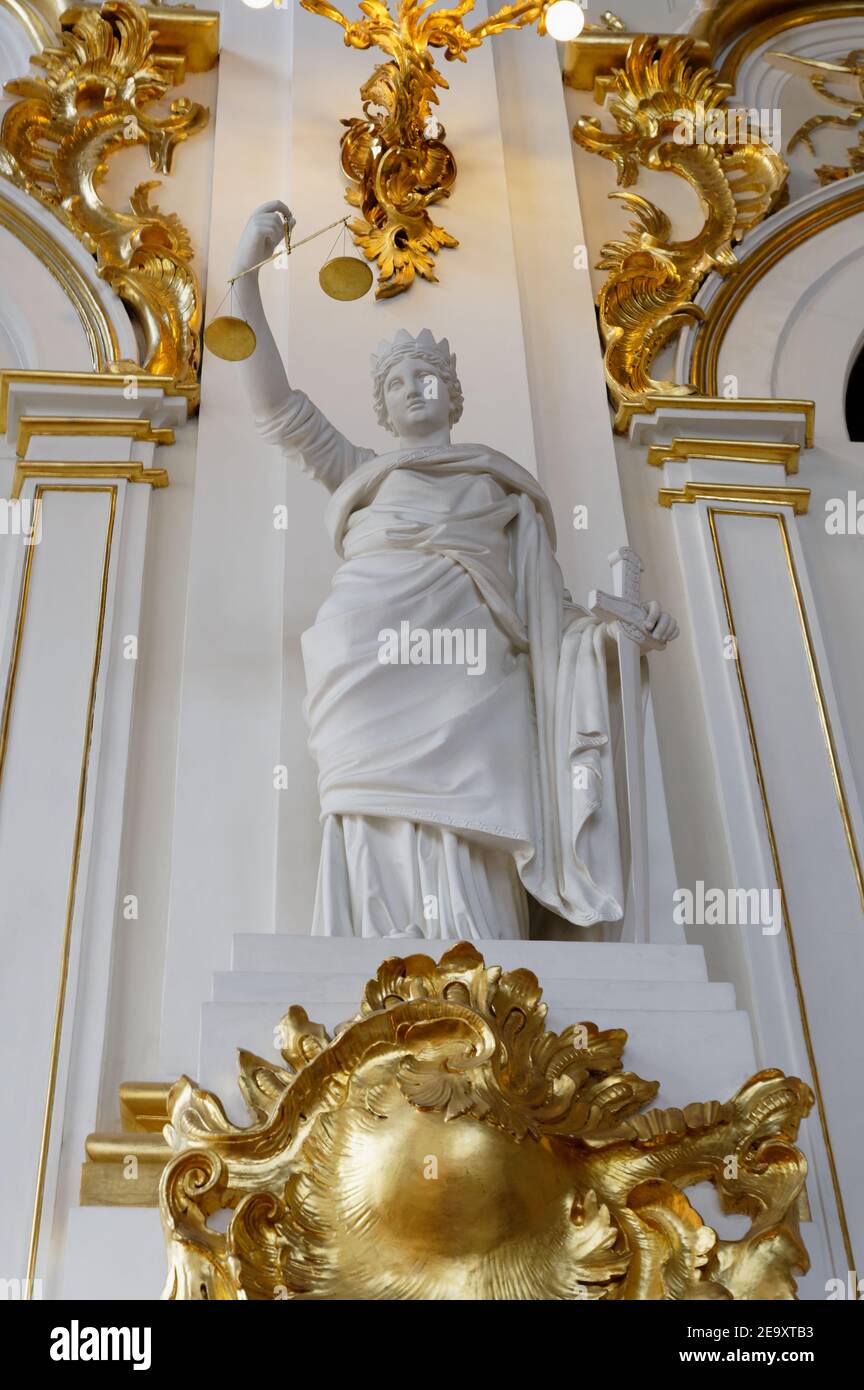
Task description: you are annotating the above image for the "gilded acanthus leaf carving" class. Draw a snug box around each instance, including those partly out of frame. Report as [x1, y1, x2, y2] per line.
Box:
[159, 942, 813, 1300]
[0, 0, 208, 402]
[573, 35, 788, 430]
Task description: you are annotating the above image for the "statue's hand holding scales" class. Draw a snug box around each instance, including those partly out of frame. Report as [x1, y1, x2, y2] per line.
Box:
[233, 200, 678, 940]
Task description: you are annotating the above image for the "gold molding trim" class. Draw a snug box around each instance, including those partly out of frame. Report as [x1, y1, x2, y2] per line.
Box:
[573, 35, 787, 430]
[81, 1081, 172, 1206]
[563, 32, 712, 92]
[659, 481, 810, 512]
[0, 1, 66, 51]
[119, 1080, 172, 1133]
[0, 0, 213, 402]
[0, 189, 120, 369]
[11, 461, 169, 496]
[647, 436, 801, 473]
[707, 507, 859, 1269]
[618, 392, 816, 445]
[708, 3, 864, 84]
[159, 944, 813, 1301]
[0, 484, 119, 1295]
[690, 180, 864, 394]
[0, 369, 192, 433]
[16, 415, 174, 454]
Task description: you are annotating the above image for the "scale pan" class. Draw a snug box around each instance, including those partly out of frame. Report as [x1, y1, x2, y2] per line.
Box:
[204, 315, 257, 361]
[319, 256, 373, 301]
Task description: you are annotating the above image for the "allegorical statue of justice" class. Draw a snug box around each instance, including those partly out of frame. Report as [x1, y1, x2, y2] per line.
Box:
[231, 201, 679, 943]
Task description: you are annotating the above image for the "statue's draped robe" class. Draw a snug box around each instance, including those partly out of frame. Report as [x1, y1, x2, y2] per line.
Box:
[262, 392, 625, 939]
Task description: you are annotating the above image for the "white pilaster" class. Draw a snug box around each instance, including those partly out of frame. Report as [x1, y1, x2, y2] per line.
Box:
[0, 373, 185, 1295]
[634, 404, 861, 1278]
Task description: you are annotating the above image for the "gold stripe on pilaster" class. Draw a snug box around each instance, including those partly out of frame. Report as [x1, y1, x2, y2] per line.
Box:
[707, 506, 861, 1270]
[0, 485, 119, 1294]
[658, 482, 811, 513]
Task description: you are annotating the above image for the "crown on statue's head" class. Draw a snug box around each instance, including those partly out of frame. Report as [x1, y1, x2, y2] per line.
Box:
[370, 328, 455, 380]
[370, 327, 464, 433]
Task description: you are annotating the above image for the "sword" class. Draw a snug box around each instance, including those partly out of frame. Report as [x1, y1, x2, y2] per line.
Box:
[588, 547, 662, 944]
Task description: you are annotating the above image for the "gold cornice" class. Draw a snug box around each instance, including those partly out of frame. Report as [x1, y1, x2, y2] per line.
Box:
[690, 181, 864, 395]
[0, 369, 192, 434]
[659, 481, 811, 512]
[647, 437, 801, 473]
[16, 415, 174, 454]
[12, 461, 169, 496]
[618, 393, 816, 446]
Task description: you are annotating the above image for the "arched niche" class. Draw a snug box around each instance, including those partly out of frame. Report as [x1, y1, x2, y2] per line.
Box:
[678, 174, 864, 437]
[0, 180, 139, 372]
[845, 334, 864, 441]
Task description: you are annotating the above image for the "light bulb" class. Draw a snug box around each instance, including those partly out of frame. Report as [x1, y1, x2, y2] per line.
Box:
[545, 1, 587, 42]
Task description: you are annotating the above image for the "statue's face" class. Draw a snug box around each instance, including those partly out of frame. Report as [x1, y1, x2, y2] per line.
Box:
[383, 355, 451, 438]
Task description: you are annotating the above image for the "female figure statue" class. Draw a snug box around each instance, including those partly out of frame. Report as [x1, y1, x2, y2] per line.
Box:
[232, 202, 678, 940]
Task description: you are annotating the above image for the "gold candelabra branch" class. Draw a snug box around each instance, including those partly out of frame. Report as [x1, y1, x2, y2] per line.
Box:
[300, 0, 546, 297]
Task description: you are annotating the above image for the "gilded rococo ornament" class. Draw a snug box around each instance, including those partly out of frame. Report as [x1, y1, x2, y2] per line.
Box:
[573, 35, 788, 430]
[0, 0, 210, 403]
[160, 943, 813, 1300]
[771, 50, 864, 184]
[299, 0, 550, 298]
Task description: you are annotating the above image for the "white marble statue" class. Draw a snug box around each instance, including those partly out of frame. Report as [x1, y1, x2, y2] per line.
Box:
[232, 202, 679, 940]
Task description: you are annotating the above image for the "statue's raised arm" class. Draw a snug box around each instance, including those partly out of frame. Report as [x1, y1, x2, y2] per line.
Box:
[231, 201, 373, 490]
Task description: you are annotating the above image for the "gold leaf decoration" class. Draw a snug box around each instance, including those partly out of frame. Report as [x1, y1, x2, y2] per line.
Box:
[159, 942, 813, 1300]
[573, 34, 788, 430]
[779, 49, 864, 184]
[300, 0, 550, 298]
[0, 0, 209, 405]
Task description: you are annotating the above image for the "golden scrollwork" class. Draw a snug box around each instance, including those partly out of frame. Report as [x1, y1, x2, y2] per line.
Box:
[573, 35, 787, 431]
[300, 0, 551, 298]
[159, 943, 813, 1300]
[773, 50, 864, 183]
[0, 0, 211, 404]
